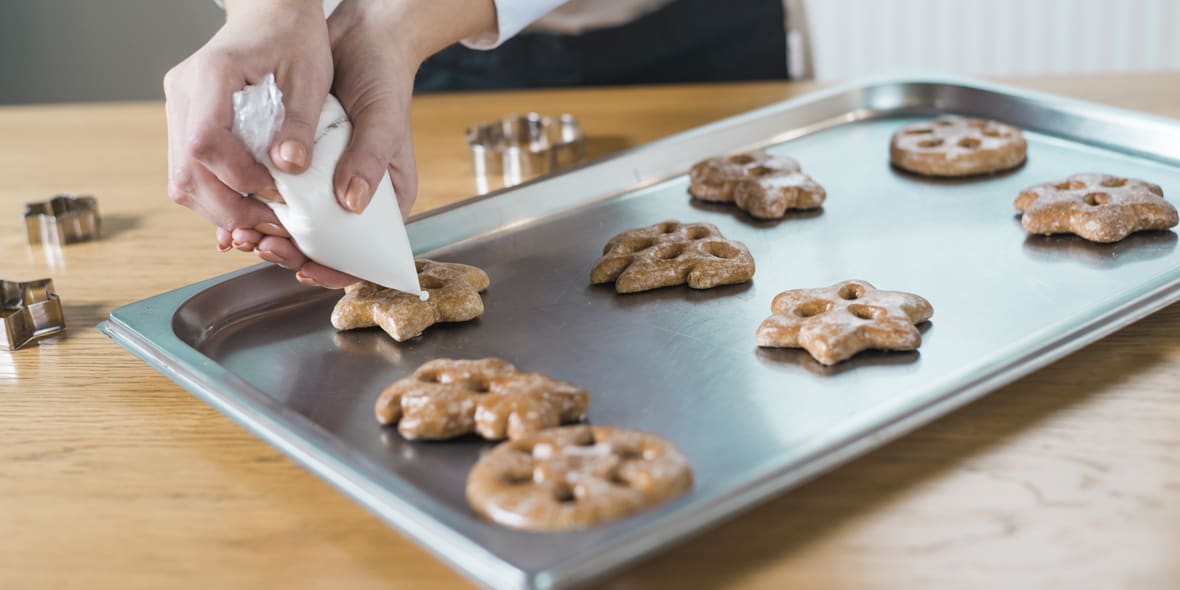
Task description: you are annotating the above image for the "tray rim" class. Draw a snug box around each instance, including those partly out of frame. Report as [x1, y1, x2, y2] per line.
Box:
[100, 73, 1180, 590]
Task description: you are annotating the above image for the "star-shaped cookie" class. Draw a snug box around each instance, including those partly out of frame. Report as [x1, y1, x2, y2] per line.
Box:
[1015, 173, 1178, 243]
[331, 259, 489, 341]
[756, 280, 933, 365]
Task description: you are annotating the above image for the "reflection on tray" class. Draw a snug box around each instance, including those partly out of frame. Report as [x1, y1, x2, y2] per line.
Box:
[888, 159, 1028, 184]
[687, 197, 824, 228]
[592, 281, 755, 310]
[1022, 230, 1178, 268]
[755, 346, 922, 377]
[754, 321, 931, 376]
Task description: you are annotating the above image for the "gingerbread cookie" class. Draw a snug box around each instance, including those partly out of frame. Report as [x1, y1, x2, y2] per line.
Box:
[465, 425, 693, 531]
[590, 221, 755, 293]
[376, 358, 589, 441]
[1015, 173, 1178, 243]
[332, 259, 489, 341]
[689, 150, 826, 218]
[890, 118, 1027, 177]
[756, 280, 933, 365]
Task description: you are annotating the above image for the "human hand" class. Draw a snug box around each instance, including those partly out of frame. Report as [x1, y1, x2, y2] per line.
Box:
[164, 0, 332, 253]
[250, 0, 426, 288]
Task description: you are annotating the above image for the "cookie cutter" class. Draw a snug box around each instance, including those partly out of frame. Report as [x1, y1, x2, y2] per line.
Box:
[1, 279, 65, 350]
[466, 113, 585, 193]
[25, 194, 101, 245]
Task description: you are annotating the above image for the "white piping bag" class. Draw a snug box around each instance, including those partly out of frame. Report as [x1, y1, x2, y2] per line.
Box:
[230, 74, 422, 298]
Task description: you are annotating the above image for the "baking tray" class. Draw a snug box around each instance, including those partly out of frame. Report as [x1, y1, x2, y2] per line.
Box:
[100, 76, 1180, 589]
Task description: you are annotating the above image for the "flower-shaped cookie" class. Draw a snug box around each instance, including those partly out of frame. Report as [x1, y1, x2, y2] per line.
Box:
[332, 259, 489, 341]
[890, 118, 1026, 177]
[376, 358, 589, 441]
[590, 221, 755, 293]
[1015, 173, 1178, 243]
[756, 280, 933, 365]
[465, 425, 693, 531]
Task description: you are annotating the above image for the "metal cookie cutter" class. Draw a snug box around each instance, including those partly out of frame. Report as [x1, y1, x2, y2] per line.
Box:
[1, 279, 65, 350]
[25, 194, 101, 245]
[466, 113, 585, 193]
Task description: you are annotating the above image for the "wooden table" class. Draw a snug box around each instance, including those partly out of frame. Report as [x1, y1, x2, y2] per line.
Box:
[3, 73, 1179, 589]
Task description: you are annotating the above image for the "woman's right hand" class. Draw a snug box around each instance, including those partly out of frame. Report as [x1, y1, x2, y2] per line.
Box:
[164, 0, 333, 252]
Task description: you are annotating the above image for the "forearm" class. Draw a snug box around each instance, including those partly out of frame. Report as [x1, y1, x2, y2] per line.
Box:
[222, 0, 323, 18]
[330, 0, 498, 66]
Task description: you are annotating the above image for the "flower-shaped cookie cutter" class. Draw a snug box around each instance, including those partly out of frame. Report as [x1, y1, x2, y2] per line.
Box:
[466, 113, 585, 193]
[25, 194, 101, 245]
[1, 278, 65, 350]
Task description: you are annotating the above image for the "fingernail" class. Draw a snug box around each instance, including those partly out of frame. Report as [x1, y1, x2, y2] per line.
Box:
[256, 187, 285, 203]
[296, 271, 322, 287]
[217, 243, 232, 253]
[344, 176, 370, 213]
[233, 241, 257, 252]
[253, 222, 291, 238]
[279, 140, 307, 168]
[258, 250, 284, 264]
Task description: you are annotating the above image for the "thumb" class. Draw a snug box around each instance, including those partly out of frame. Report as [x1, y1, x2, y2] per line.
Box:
[269, 74, 326, 174]
[333, 100, 401, 214]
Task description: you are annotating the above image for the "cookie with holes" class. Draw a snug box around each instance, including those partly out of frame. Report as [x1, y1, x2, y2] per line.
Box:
[890, 118, 1027, 177]
[332, 259, 489, 342]
[689, 149, 826, 218]
[465, 425, 693, 531]
[590, 221, 755, 294]
[1015, 173, 1178, 243]
[756, 280, 934, 365]
[375, 358, 589, 441]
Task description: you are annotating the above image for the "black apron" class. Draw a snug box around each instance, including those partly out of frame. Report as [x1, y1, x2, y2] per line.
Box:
[415, 0, 788, 91]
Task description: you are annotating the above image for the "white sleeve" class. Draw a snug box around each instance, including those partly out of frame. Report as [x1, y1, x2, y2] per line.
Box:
[461, 0, 568, 50]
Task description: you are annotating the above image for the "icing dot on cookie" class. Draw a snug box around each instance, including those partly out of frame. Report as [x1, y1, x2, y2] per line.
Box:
[794, 300, 831, 318]
[1101, 177, 1128, 188]
[655, 244, 685, 260]
[848, 304, 885, 320]
[419, 275, 445, 290]
[702, 241, 740, 259]
[1083, 192, 1112, 206]
[917, 138, 945, 149]
[958, 137, 982, 149]
[838, 283, 865, 300]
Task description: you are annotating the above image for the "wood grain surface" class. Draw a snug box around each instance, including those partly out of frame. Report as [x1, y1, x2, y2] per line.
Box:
[2, 73, 1179, 590]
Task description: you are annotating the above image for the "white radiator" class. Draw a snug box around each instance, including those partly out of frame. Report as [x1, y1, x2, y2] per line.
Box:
[799, 0, 1180, 80]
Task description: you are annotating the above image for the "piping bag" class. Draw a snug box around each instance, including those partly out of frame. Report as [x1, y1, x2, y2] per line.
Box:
[230, 74, 423, 299]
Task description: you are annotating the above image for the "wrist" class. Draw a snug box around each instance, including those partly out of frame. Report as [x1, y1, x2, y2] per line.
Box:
[224, 0, 323, 21]
[348, 0, 498, 65]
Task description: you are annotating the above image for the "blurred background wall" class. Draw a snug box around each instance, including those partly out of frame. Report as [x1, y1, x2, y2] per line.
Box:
[0, 0, 1176, 104]
[0, 1, 222, 104]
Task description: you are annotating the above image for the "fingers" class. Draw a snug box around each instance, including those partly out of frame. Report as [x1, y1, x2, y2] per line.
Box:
[256, 235, 310, 269]
[387, 141, 418, 219]
[332, 99, 402, 214]
[296, 262, 360, 289]
[184, 69, 276, 195]
[231, 228, 263, 252]
[216, 228, 233, 252]
[269, 68, 327, 174]
[182, 165, 282, 233]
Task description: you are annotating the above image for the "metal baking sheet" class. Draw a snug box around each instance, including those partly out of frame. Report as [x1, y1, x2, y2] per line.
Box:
[100, 76, 1180, 590]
